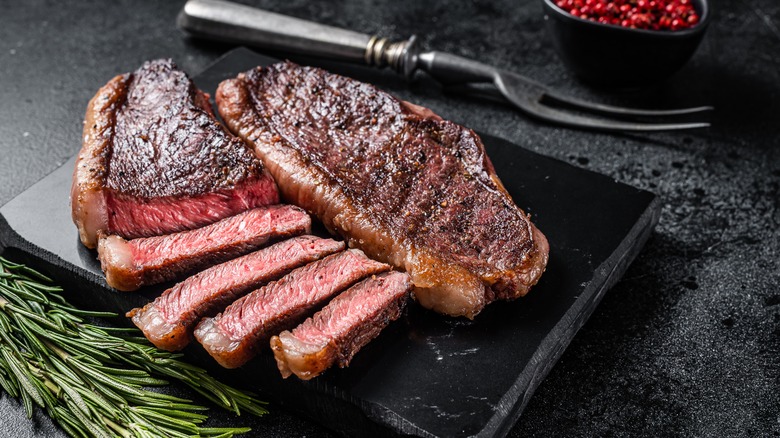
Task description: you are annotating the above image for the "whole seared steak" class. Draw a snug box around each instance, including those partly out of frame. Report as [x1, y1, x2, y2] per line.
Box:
[72, 59, 278, 248]
[216, 61, 549, 318]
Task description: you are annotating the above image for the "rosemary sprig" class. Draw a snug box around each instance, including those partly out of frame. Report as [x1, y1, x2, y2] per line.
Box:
[0, 256, 267, 437]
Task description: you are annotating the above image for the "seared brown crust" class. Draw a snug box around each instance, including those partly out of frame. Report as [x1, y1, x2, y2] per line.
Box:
[106, 60, 265, 198]
[216, 62, 549, 318]
[72, 74, 129, 248]
[72, 60, 278, 248]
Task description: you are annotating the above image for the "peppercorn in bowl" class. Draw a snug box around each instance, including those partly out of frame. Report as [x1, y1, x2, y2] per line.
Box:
[541, 0, 710, 87]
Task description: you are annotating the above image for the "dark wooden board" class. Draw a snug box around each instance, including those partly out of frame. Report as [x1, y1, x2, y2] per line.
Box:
[0, 48, 660, 438]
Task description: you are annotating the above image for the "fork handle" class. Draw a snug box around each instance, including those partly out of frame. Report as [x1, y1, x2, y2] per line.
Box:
[178, 0, 416, 73]
[416, 51, 498, 85]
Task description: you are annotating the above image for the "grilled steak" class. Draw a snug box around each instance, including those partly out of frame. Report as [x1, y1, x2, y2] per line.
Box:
[72, 59, 278, 248]
[194, 249, 390, 368]
[271, 271, 411, 380]
[98, 205, 310, 291]
[216, 61, 549, 318]
[128, 236, 344, 351]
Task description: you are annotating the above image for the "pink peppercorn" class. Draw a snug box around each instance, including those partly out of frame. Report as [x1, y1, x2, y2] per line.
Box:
[555, 0, 701, 30]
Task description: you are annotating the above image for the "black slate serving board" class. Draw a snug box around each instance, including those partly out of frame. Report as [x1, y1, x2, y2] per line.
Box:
[0, 48, 660, 438]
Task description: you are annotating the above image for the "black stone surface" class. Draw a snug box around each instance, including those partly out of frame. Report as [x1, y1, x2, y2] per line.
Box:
[0, 0, 778, 437]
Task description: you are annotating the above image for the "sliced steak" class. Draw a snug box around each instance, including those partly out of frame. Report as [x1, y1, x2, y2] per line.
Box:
[271, 271, 411, 380]
[194, 249, 390, 368]
[216, 61, 549, 319]
[72, 58, 278, 248]
[128, 236, 344, 351]
[98, 205, 310, 291]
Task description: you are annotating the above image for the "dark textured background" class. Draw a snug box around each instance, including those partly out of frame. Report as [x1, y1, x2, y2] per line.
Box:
[1, 0, 778, 436]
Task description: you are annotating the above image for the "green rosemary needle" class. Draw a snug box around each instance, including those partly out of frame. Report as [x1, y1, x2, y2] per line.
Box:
[0, 256, 266, 437]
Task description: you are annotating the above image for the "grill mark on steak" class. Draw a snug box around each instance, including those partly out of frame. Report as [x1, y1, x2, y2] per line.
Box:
[271, 271, 411, 380]
[72, 59, 278, 248]
[98, 205, 311, 291]
[194, 249, 390, 369]
[128, 235, 344, 351]
[216, 61, 549, 318]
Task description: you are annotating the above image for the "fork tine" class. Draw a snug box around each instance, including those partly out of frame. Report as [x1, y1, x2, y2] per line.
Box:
[526, 100, 711, 132]
[542, 90, 714, 117]
[445, 82, 711, 131]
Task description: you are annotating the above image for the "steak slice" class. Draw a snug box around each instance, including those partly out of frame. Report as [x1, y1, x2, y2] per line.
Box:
[72, 58, 278, 248]
[271, 271, 411, 380]
[216, 61, 549, 318]
[128, 236, 344, 351]
[98, 205, 310, 291]
[194, 249, 390, 368]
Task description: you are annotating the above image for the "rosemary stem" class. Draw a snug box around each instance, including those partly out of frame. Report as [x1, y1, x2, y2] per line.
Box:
[0, 257, 267, 437]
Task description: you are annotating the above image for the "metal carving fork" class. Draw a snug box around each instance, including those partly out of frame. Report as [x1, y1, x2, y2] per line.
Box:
[178, 0, 712, 132]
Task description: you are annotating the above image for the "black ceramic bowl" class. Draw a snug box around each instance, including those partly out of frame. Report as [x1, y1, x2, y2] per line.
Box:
[542, 0, 710, 87]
